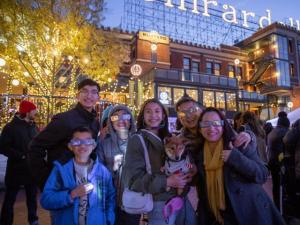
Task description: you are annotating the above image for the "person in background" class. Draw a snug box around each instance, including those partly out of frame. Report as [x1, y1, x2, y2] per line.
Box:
[233, 112, 242, 132]
[40, 126, 115, 225]
[197, 107, 285, 225]
[98, 105, 139, 225]
[263, 122, 273, 143]
[0, 100, 39, 225]
[28, 79, 100, 191]
[123, 99, 193, 225]
[268, 111, 290, 209]
[240, 111, 268, 163]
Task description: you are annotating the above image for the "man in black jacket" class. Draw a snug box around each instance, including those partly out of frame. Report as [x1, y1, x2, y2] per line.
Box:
[0, 100, 39, 225]
[28, 79, 100, 191]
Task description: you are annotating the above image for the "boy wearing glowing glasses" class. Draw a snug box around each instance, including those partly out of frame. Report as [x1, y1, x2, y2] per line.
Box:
[97, 105, 139, 225]
[41, 126, 116, 225]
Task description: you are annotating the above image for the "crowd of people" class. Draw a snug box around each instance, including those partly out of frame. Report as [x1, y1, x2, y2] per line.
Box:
[0, 78, 299, 225]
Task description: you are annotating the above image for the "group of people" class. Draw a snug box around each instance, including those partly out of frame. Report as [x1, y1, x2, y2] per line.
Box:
[0, 77, 297, 225]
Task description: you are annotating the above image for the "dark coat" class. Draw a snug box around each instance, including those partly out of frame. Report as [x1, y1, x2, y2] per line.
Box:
[267, 126, 289, 166]
[0, 115, 38, 186]
[197, 139, 285, 225]
[28, 103, 99, 190]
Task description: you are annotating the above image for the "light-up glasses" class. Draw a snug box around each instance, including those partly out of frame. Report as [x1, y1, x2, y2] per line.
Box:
[199, 120, 224, 128]
[69, 138, 96, 147]
[110, 114, 131, 122]
[178, 106, 199, 118]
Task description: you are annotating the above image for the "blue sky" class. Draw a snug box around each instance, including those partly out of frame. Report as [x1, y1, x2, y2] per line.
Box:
[103, 0, 300, 27]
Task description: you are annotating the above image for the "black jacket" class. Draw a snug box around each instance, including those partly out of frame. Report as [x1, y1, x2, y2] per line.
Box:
[267, 126, 289, 166]
[28, 103, 99, 190]
[0, 114, 38, 186]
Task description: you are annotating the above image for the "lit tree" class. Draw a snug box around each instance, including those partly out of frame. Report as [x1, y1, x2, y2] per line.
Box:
[0, 0, 127, 122]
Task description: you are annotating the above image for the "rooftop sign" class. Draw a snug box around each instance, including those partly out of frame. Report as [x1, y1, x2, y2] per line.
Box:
[148, 0, 300, 31]
[139, 31, 170, 44]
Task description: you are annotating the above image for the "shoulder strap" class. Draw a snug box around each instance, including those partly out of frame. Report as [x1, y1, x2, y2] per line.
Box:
[136, 134, 152, 175]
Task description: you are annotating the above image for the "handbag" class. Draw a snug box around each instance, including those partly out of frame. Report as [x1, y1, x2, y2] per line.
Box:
[122, 134, 154, 214]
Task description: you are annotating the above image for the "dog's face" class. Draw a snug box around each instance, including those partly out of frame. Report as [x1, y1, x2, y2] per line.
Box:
[164, 136, 189, 161]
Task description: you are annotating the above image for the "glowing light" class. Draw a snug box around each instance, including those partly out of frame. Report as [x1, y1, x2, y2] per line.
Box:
[108, 78, 112, 82]
[68, 56, 73, 61]
[0, 58, 6, 67]
[12, 79, 20, 86]
[234, 58, 240, 65]
[151, 44, 158, 51]
[16, 44, 25, 52]
[24, 71, 30, 77]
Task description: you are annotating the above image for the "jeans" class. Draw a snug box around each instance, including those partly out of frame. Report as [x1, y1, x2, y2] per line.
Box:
[175, 196, 197, 225]
[115, 207, 141, 225]
[148, 201, 177, 225]
[0, 184, 38, 225]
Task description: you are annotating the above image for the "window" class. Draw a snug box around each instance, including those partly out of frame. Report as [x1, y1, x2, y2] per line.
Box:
[226, 93, 237, 111]
[288, 39, 293, 54]
[183, 57, 191, 81]
[173, 88, 184, 104]
[214, 63, 221, 75]
[228, 65, 235, 78]
[151, 51, 157, 64]
[236, 66, 243, 79]
[273, 35, 288, 60]
[192, 61, 199, 72]
[158, 86, 172, 105]
[186, 89, 198, 101]
[216, 92, 225, 109]
[276, 60, 291, 87]
[206, 62, 213, 74]
[203, 91, 215, 107]
[290, 63, 295, 77]
[183, 57, 191, 70]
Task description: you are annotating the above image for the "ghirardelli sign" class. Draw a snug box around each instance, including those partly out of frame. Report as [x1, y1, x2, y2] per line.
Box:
[146, 0, 300, 31]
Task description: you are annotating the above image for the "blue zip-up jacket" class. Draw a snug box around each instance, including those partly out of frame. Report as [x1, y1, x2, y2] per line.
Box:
[40, 158, 115, 225]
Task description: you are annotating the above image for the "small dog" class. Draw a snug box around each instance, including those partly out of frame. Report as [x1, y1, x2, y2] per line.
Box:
[163, 135, 193, 195]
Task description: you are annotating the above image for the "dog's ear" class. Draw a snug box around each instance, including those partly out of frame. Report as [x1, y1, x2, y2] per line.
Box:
[164, 136, 171, 145]
[181, 138, 191, 146]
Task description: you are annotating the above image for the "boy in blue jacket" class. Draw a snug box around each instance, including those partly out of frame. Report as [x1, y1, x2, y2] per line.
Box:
[40, 126, 115, 225]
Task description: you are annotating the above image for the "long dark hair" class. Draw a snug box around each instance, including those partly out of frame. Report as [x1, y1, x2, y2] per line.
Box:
[136, 98, 169, 140]
[198, 107, 236, 149]
[241, 111, 265, 138]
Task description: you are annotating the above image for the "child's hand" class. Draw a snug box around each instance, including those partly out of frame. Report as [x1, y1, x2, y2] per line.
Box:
[70, 183, 94, 199]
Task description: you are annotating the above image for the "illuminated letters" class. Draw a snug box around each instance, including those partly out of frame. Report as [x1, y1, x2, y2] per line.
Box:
[179, 0, 187, 10]
[203, 0, 218, 17]
[154, 0, 300, 31]
[242, 10, 255, 28]
[259, 10, 271, 28]
[222, 5, 238, 24]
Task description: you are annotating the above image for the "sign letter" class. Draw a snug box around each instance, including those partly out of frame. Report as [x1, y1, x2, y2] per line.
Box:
[242, 10, 255, 28]
[259, 9, 271, 28]
[192, 0, 200, 14]
[203, 0, 218, 17]
[178, 0, 187, 10]
[222, 4, 238, 24]
[165, 0, 174, 7]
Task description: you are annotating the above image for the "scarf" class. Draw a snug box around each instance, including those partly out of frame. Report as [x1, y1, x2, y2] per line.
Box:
[204, 139, 225, 225]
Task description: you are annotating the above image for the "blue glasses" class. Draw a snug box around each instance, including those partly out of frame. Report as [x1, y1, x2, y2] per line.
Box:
[110, 114, 131, 122]
[69, 138, 96, 147]
[199, 120, 224, 128]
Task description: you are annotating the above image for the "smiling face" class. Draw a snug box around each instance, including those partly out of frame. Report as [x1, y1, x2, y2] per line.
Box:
[200, 111, 224, 143]
[143, 102, 164, 129]
[76, 85, 99, 112]
[111, 110, 130, 131]
[177, 101, 202, 130]
[69, 131, 96, 163]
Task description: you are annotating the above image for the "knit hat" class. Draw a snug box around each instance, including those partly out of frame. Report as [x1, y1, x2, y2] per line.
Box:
[19, 100, 37, 114]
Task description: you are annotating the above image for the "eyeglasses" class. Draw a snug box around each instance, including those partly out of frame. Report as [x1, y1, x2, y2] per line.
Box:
[110, 114, 131, 122]
[199, 120, 224, 128]
[69, 138, 96, 147]
[178, 106, 199, 118]
[79, 89, 99, 96]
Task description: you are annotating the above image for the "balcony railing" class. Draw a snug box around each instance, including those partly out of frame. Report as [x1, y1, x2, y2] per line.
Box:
[238, 90, 267, 101]
[151, 68, 238, 88]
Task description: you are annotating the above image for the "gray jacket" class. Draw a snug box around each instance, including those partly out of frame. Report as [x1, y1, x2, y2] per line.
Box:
[97, 104, 136, 206]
